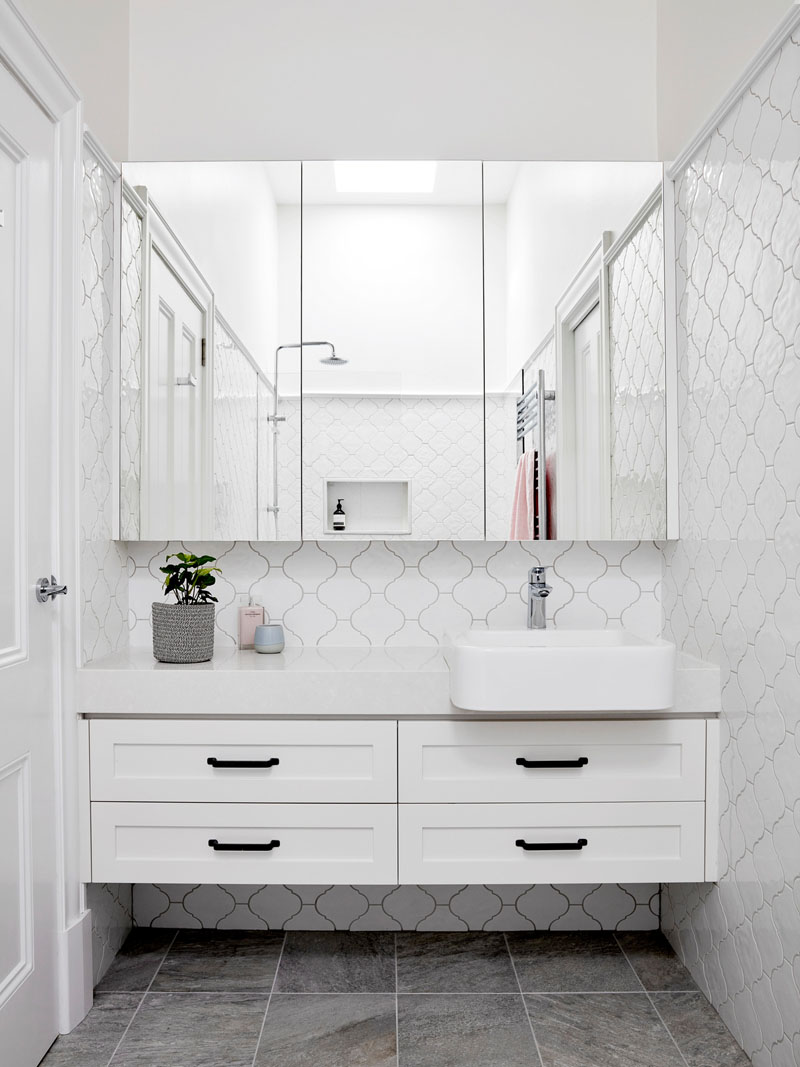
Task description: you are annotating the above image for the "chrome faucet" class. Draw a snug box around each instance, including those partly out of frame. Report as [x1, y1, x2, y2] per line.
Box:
[527, 566, 552, 629]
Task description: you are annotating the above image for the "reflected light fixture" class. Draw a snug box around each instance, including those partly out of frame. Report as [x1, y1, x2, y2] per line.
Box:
[333, 160, 437, 193]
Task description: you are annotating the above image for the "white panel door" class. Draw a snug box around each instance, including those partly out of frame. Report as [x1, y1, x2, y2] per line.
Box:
[0, 63, 59, 1067]
[145, 249, 205, 537]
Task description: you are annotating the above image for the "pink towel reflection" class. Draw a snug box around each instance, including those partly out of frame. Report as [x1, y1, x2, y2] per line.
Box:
[510, 451, 537, 539]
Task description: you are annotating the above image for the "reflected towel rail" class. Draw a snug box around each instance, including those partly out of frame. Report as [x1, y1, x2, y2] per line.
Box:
[516, 369, 555, 540]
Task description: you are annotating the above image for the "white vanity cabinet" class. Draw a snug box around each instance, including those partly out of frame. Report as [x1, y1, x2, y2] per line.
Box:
[86, 713, 719, 886]
[88, 720, 399, 883]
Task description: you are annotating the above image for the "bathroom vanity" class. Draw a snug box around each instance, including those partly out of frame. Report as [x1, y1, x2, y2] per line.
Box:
[78, 647, 720, 888]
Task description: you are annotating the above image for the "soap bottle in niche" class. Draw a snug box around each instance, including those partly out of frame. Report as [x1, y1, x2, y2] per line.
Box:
[333, 498, 346, 532]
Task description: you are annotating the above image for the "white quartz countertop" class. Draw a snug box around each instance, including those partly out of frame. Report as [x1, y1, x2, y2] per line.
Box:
[77, 646, 721, 719]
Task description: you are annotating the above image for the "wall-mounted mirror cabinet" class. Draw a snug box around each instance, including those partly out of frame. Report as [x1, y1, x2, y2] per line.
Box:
[119, 160, 673, 542]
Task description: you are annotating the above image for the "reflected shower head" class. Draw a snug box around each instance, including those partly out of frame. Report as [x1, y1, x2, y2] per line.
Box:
[319, 350, 348, 366]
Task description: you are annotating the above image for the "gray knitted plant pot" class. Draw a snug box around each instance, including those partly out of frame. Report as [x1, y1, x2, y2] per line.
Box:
[152, 602, 215, 663]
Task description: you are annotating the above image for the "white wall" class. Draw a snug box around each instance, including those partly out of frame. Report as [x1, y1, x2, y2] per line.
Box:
[295, 204, 484, 395]
[127, 0, 658, 161]
[483, 205, 508, 393]
[656, 0, 792, 160]
[502, 162, 662, 379]
[18, 0, 130, 161]
[123, 162, 286, 372]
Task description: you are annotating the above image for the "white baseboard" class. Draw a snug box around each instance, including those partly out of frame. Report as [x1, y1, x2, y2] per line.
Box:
[57, 910, 93, 1034]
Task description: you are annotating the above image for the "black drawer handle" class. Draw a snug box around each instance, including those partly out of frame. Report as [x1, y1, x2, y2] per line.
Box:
[516, 837, 588, 851]
[208, 838, 280, 851]
[207, 757, 280, 768]
[516, 756, 589, 769]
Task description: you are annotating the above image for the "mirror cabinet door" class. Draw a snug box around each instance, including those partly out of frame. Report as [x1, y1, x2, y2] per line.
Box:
[119, 161, 302, 541]
[483, 161, 669, 542]
[119, 159, 671, 543]
[300, 161, 485, 541]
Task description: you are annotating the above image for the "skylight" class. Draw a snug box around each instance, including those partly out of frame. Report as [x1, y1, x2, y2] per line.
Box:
[333, 161, 437, 194]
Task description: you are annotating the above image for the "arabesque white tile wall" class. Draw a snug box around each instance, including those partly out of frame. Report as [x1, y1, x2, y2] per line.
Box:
[661, 25, 800, 1067]
[127, 539, 663, 649]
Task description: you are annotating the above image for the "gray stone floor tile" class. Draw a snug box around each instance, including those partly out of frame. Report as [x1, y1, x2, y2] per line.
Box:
[95, 929, 175, 993]
[39, 994, 141, 1067]
[397, 994, 537, 1067]
[255, 994, 397, 1066]
[274, 932, 396, 993]
[615, 932, 699, 991]
[396, 932, 518, 993]
[526, 992, 685, 1067]
[652, 991, 752, 1066]
[151, 930, 284, 992]
[506, 932, 641, 992]
[110, 992, 267, 1067]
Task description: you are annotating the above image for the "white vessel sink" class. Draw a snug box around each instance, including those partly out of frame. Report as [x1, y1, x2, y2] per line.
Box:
[446, 629, 676, 712]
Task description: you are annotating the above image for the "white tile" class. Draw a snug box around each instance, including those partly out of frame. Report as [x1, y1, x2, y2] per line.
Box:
[350, 595, 405, 643]
[417, 541, 473, 592]
[349, 541, 405, 591]
[316, 568, 371, 617]
[283, 541, 337, 591]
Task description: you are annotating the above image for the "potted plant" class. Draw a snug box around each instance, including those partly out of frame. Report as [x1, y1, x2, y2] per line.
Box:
[152, 552, 221, 663]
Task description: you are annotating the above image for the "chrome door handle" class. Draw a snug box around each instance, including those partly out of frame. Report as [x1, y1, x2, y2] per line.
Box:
[35, 575, 68, 603]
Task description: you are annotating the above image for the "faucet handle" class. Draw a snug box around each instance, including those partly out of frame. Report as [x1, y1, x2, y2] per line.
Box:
[529, 565, 546, 582]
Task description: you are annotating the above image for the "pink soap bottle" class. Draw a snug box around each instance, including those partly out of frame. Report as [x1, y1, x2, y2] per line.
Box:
[238, 596, 264, 650]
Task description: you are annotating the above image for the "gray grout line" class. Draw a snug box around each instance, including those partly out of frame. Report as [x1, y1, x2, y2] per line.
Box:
[613, 933, 691, 1067]
[503, 932, 545, 1067]
[106, 929, 179, 1067]
[88, 988, 702, 996]
[394, 932, 400, 1067]
[644, 991, 693, 1067]
[250, 931, 287, 1067]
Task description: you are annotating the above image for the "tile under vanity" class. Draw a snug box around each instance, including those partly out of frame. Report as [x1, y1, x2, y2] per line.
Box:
[54, 10, 798, 1067]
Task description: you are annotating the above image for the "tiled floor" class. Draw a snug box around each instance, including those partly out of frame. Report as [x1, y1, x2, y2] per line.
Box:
[40, 930, 752, 1067]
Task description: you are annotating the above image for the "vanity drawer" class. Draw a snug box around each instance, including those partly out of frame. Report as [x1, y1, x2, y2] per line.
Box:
[91, 802, 398, 883]
[398, 720, 706, 803]
[89, 719, 397, 803]
[398, 802, 706, 884]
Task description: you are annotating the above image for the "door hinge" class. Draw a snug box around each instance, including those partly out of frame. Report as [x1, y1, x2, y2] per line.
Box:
[201, 337, 207, 367]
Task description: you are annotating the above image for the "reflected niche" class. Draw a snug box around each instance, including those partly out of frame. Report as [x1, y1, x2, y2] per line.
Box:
[300, 161, 484, 540]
